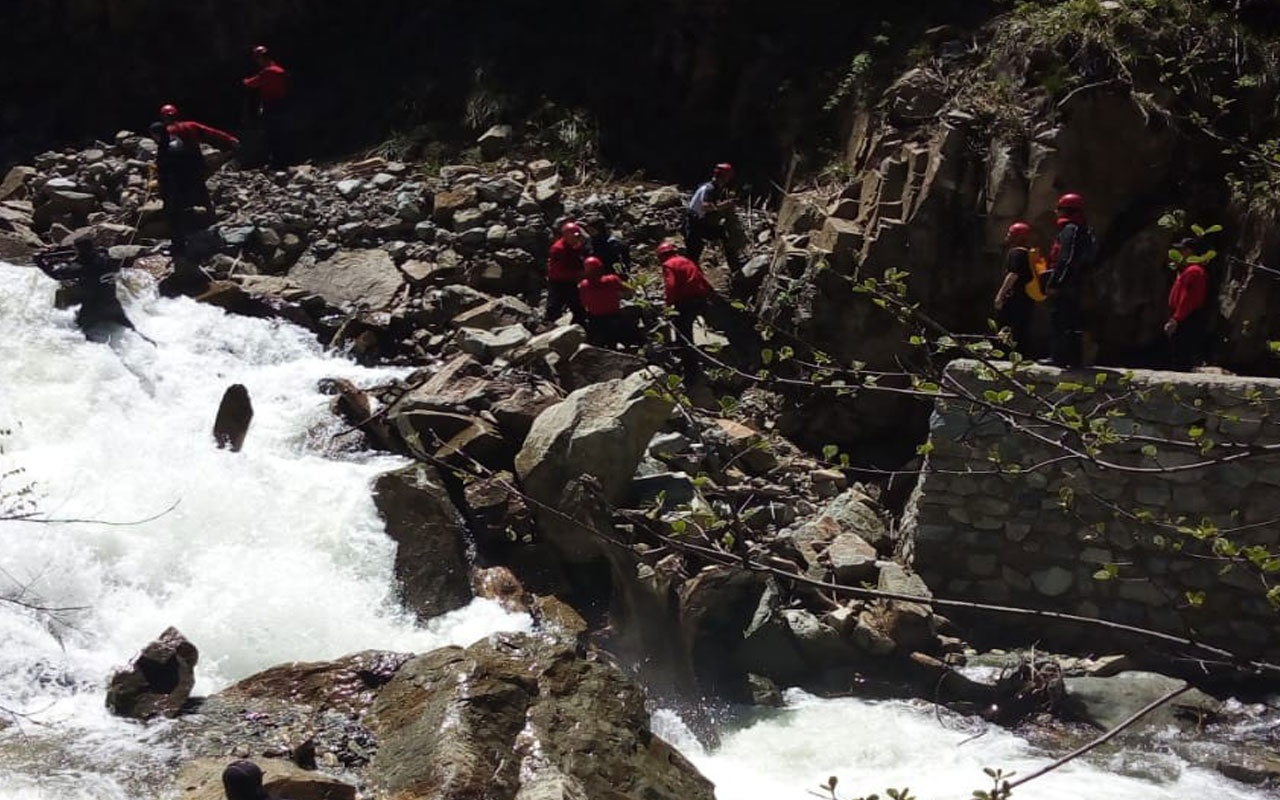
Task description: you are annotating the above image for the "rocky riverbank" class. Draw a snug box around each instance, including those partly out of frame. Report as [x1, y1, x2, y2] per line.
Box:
[5, 121, 1278, 795]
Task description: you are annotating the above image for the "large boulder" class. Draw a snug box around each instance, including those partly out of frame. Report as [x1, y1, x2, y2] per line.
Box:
[514, 369, 672, 563]
[1062, 671, 1220, 733]
[372, 465, 474, 620]
[287, 249, 405, 310]
[367, 633, 714, 800]
[105, 627, 199, 720]
[218, 650, 413, 716]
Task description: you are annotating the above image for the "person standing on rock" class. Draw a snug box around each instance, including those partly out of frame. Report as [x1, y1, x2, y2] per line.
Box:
[685, 162, 742, 273]
[242, 45, 291, 169]
[1165, 237, 1210, 370]
[583, 213, 630, 276]
[579, 255, 641, 347]
[546, 221, 589, 325]
[659, 241, 714, 376]
[149, 121, 213, 258]
[1042, 193, 1096, 368]
[993, 221, 1038, 353]
[161, 104, 240, 155]
[33, 235, 144, 343]
[222, 760, 272, 800]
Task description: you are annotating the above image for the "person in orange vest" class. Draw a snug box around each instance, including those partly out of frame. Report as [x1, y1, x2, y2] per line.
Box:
[545, 221, 589, 325]
[993, 221, 1037, 352]
[242, 45, 291, 168]
[1165, 237, 1210, 370]
[578, 256, 640, 347]
[659, 241, 714, 375]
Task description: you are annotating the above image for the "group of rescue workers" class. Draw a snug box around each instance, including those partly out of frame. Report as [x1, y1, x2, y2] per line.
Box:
[31, 42, 1214, 375]
[995, 192, 1210, 371]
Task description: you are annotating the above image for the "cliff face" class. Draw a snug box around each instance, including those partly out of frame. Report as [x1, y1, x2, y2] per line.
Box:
[1, 0, 990, 176]
[759, 0, 1280, 397]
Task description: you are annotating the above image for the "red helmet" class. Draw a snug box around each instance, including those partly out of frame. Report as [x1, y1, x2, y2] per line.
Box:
[656, 242, 679, 258]
[583, 256, 604, 276]
[713, 163, 734, 179]
[253, 45, 270, 57]
[561, 221, 582, 236]
[1006, 221, 1032, 239]
[1056, 193, 1085, 212]
[159, 104, 179, 119]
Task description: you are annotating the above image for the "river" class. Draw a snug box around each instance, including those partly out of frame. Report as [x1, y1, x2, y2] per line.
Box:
[0, 263, 1269, 799]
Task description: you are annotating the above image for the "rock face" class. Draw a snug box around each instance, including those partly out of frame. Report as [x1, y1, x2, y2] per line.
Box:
[1062, 671, 1219, 733]
[105, 627, 199, 720]
[515, 368, 672, 563]
[368, 632, 714, 800]
[372, 465, 474, 620]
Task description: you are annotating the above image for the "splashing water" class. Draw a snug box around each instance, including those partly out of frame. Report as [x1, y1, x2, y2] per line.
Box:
[0, 264, 530, 798]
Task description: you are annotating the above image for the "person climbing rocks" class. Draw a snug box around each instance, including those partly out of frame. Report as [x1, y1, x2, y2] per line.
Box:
[33, 235, 143, 343]
[222, 760, 274, 800]
[545, 220, 589, 325]
[583, 213, 630, 276]
[659, 241, 714, 376]
[160, 104, 240, 155]
[242, 45, 291, 168]
[993, 221, 1037, 353]
[685, 162, 742, 272]
[1042, 193, 1097, 368]
[1165, 237, 1210, 370]
[578, 255, 641, 348]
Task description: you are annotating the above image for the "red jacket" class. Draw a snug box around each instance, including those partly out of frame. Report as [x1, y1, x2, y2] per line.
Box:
[662, 255, 713, 304]
[1169, 262, 1207, 322]
[547, 237, 586, 283]
[244, 63, 289, 105]
[167, 120, 239, 150]
[579, 272, 624, 316]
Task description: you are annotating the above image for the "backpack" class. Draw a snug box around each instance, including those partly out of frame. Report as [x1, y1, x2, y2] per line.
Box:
[1024, 247, 1050, 302]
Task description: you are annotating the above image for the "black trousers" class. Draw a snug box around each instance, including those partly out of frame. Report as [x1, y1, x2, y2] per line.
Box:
[684, 213, 741, 271]
[585, 312, 643, 348]
[1048, 292, 1081, 367]
[997, 298, 1034, 355]
[546, 281, 586, 325]
[672, 298, 708, 376]
[1170, 310, 1208, 370]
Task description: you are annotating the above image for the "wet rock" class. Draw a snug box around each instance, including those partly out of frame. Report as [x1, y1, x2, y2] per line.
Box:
[394, 408, 513, 470]
[515, 369, 672, 562]
[531, 594, 589, 639]
[105, 627, 199, 720]
[472, 565, 532, 613]
[174, 757, 356, 800]
[212, 384, 253, 452]
[1062, 672, 1220, 733]
[372, 465, 474, 620]
[368, 633, 713, 800]
[219, 650, 413, 717]
[747, 673, 784, 707]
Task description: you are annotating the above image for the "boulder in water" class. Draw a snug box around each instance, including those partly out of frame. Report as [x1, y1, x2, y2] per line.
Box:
[213, 384, 253, 452]
[105, 626, 198, 720]
[174, 757, 356, 800]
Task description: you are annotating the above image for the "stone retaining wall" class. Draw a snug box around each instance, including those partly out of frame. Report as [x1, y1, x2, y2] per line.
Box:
[906, 360, 1280, 661]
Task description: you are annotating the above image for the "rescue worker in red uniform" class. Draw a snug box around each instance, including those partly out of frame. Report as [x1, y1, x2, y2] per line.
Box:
[1165, 237, 1210, 370]
[243, 45, 291, 168]
[659, 242, 714, 376]
[160, 104, 240, 153]
[578, 256, 640, 347]
[545, 221, 589, 325]
[1042, 193, 1096, 367]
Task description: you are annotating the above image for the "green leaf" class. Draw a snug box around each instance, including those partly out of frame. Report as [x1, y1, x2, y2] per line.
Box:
[916, 441, 935, 456]
[1204, 224, 1223, 234]
[761, 348, 774, 365]
[1185, 590, 1206, 608]
[1188, 425, 1205, 440]
[1191, 223, 1205, 237]
[778, 345, 795, 361]
[822, 444, 839, 461]
[1141, 444, 1158, 458]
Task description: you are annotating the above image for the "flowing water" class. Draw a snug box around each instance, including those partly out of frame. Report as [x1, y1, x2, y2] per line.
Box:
[0, 263, 1270, 799]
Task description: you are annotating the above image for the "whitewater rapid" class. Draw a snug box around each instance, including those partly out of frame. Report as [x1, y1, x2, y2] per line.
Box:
[0, 264, 530, 798]
[0, 262, 1270, 800]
